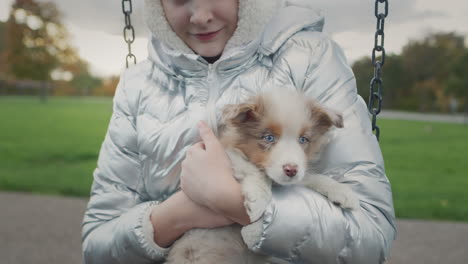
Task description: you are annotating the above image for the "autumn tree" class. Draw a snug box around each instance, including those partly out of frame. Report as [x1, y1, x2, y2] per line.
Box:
[0, 21, 6, 77]
[4, 0, 80, 81]
[0, 21, 5, 52]
[93, 75, 119, 97]
[401, 32, 465, 111]
[68, 61, 102, 96]
[3, 0, 104, 96]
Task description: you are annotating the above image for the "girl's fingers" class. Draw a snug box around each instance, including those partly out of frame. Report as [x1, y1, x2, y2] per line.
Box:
[198, 121, 220, 150]
[192, 141, 206, 150]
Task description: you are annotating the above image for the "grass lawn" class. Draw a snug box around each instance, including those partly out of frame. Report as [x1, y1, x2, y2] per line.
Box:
[0, 96, 113, 197]
[0, 96, 467, 221]
[379, 119, 468, 222]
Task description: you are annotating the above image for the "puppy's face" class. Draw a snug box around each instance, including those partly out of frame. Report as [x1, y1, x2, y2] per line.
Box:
[221, 91, 343, 185]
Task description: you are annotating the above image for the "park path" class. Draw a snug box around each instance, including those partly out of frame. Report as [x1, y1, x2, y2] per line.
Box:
[1, 191, 467, 264]
[380, 110, 467, 124]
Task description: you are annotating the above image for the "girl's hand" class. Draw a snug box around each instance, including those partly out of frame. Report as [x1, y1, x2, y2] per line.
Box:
[180, 121, 250, 225]
[180, 121, 236, 207]
[183, 193, 235, 229]
[150, 191, 234, 248]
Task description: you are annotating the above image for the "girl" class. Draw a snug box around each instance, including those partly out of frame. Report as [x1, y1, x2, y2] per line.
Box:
[82, 0, 396, 263]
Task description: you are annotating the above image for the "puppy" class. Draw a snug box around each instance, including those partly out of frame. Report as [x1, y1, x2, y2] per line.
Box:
[165, 90, 358, 264]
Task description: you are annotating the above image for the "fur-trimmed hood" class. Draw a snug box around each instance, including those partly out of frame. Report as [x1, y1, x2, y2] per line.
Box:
[143, 0, 325, 74]
[143, 0, 283, 54]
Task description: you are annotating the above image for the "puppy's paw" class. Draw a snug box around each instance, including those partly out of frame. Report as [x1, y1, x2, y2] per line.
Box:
[241, 220, 264, 249]
[327, 186, 359, 210]
[243, 185, 272, 222]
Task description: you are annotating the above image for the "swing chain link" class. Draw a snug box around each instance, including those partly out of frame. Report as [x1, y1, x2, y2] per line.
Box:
[122, 0, 137, 68]
[369, 0, 388, 141]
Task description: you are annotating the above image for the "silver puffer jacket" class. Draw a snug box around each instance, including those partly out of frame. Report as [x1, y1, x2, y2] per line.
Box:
[82, 0, 396, 263]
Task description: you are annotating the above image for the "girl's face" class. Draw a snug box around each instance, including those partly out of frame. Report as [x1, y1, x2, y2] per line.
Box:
[161, 0, 238, 58]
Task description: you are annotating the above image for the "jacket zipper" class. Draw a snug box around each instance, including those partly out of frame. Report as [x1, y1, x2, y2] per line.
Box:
[206, 63, 219, 136]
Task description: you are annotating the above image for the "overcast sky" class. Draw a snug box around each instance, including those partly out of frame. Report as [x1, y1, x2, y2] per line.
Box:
[1, 0, 467, 77]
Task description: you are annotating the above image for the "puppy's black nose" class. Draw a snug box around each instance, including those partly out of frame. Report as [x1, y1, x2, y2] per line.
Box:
[283, 164, 298, 177]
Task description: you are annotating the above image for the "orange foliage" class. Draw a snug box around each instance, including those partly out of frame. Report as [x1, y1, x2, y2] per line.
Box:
[93, 76, 119, 97]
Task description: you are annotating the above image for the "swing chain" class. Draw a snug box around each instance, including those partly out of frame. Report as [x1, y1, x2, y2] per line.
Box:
[369, 0, 388, 141]
[122, 0, 137, 68]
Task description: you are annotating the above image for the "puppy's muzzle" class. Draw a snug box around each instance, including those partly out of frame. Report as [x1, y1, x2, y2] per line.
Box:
[283, 163, 298, 177]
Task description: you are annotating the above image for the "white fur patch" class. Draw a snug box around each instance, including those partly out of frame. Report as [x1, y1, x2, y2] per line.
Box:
[266, 138, 307, 185]
[261, 90, 312, 184]
[144, 0, 192, 54]
[264, 90, 312, 133]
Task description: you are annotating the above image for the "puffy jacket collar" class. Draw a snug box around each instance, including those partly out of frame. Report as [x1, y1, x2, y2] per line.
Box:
[144, 0, 324, 77]
[259, 2, 324, 55]
[146, 34, 263, 79]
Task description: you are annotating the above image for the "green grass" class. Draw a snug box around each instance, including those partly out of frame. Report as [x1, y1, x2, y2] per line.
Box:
[0, 96, 113, 197]
[379, 119, 468, 222]
[0, 96, 467, 221]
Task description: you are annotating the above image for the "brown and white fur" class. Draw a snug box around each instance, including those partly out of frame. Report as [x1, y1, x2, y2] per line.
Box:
[165, 89, 359, 264]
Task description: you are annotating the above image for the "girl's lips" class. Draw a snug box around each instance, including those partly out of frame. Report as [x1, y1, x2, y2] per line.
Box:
[194, 29, 222, 41]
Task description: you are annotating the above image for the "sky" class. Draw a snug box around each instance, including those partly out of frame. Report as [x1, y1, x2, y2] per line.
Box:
[1, 0, 467, 77]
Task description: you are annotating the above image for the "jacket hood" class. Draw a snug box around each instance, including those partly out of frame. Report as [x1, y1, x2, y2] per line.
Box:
[259, 1, 325, 55]
[143, 0, 324, 73]
[144, 0, 282, 54]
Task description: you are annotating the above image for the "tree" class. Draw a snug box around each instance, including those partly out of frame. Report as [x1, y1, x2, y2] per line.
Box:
[352, 54, 412, 110]
[445, 51, 468, 98]
[401, 32, 466, 111]
[0, 21, 6, 77]
[0, 21, 5, 52]
[351, 56, 373, 103]
[4, 0, 80, 81]
[445, 51, 468, 113]
[382, 55, 414, 110]
[93, 76, 120, 97]
[353, 31, 467, 112]
[69, 61, 102, 96]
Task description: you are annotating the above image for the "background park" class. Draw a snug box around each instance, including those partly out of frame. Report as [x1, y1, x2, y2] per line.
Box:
[0, 0, 467, 263]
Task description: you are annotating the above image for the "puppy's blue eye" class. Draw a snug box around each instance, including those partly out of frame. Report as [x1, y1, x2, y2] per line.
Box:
[299, 136, 309, 144]
[263, 135, 275, 142]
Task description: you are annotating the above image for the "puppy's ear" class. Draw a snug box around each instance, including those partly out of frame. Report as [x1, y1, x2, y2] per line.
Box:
[222, 96, 264, 125]
[309, 100, 344, 134]
[324, 108, 344, 128]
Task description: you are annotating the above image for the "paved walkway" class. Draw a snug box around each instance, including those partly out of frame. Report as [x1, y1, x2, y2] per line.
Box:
[1, 191, 467, 264]
[380, 110, 467, 124]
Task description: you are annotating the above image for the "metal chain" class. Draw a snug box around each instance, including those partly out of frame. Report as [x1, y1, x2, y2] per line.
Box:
[122, 0, 137, 68]
[368, 0, 388, 141]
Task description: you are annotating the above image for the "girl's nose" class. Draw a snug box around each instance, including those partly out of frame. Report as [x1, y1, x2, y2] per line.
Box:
[190, 6, 213, 25]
